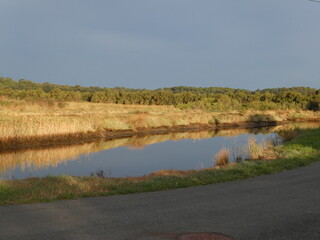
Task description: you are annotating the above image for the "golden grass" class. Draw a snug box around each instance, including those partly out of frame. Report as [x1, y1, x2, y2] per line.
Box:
[247, 137, 265, 159]
[0, 99, 319, 149]
[214, 148, 230, 166]
[246, 136, 280, 160]
[0, 100, 211, 137]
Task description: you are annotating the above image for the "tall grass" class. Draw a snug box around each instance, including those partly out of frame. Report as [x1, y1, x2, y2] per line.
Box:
[0, 99, 319, 150]
[214, 134, 283, 166]
[214, 148, 230, 166]
[248, 137, 265, 159]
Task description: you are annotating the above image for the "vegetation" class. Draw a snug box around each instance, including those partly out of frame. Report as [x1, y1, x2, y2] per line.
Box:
[0, 77, 319, 111]
[214, 148, 230, 166]
[247, 137, 266, 159]
[0, 128, 319, 206]
[0, 76, 319, 204]
[0, 98, 319, 150]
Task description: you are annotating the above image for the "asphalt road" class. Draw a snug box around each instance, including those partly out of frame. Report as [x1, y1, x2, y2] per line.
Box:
[1, 162, 320, 240]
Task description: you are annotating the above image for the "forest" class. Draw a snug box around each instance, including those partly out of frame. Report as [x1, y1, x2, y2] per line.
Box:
[0, 77, 319, 111]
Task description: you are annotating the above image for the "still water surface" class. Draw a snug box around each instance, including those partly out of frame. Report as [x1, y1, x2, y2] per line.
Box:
[1, 122, 319, 180]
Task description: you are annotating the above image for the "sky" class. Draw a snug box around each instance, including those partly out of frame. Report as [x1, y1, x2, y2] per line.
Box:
[0, 0, 319, 90]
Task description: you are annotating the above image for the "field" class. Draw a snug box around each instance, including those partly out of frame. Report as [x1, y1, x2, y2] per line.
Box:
[0, 98, 319, 150]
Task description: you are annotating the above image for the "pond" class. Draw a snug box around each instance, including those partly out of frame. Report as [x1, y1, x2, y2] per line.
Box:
[1, 122, 319, 180]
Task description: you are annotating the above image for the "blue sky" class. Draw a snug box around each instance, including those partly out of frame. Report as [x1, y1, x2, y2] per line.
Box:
[1, 0, 319, 90]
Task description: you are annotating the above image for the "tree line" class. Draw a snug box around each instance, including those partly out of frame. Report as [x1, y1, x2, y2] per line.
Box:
[0, 77, 319, 111]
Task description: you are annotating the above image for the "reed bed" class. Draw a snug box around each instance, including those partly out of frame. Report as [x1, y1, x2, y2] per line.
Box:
[0, 99, 319, 149]
[213, 133, 284, 167]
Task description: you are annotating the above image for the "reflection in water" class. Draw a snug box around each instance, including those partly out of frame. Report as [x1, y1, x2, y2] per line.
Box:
[0, 122, 319, 179]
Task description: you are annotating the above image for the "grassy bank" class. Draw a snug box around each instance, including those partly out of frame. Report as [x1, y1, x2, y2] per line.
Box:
[0, 99, 319, 150]
[0, 128, 319, 206]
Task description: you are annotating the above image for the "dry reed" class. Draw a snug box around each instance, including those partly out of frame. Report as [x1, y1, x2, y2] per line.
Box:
[214, 148, 230, 166]
[247, 137, 265, 159]
[0, 99, 319, 149]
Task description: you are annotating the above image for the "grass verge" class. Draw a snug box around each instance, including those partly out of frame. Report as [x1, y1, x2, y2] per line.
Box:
[0, 128, 319, 206]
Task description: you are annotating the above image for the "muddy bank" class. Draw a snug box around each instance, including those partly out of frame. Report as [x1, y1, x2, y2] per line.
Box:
[1, 119, 319, 151]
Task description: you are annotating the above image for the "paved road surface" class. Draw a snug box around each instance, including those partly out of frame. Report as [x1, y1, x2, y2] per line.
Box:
[1, 162, 320, 240]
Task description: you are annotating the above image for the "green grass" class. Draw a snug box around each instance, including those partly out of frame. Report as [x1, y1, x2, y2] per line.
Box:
[0, 128, 320, 206]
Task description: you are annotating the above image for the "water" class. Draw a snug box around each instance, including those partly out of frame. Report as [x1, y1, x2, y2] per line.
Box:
[1, 122, 319, 180]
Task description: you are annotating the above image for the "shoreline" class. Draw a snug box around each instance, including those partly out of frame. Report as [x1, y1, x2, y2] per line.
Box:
[0, 127, 319, 206]
[1, 118, 319, 152]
